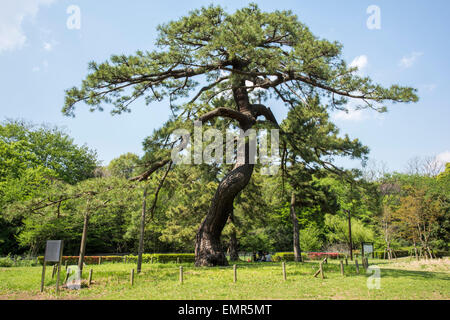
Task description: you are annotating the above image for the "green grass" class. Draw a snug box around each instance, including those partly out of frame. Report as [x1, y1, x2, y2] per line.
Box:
[0, 259, 448, 300]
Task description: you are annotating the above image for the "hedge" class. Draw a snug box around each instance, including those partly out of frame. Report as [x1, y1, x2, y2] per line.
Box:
[38, 254, 196, 265]
[125, 253, 195, 264]
[307, 252, 346, 260]
[373, 249, 449, 259]
[38, 256, 124, 265]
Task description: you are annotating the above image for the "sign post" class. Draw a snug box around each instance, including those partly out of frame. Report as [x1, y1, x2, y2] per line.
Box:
[40, 240, 64, 294]
[362, 242, 374, 259]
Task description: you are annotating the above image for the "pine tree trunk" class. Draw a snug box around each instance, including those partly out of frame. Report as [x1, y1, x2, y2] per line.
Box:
[291, 192, 302, 262]
[195, 163, 254, 266]
[228, 210, 240, 262]
[195, 77, 256, 267]
[78, 213, 89, 275]
[137, 185, 148, 274]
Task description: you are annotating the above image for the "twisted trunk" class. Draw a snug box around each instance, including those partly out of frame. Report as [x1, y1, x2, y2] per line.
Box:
[195, 162, 254, 266]
[195, 75, 257, 267]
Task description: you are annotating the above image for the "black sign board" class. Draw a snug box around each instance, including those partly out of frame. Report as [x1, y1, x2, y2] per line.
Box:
[44, 240, 64, 262]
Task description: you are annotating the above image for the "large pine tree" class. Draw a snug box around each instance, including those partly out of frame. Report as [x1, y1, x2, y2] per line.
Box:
[63, 4, 418, 266]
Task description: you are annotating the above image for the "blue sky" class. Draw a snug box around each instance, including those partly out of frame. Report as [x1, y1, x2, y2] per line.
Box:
[0, 0, 449, 172]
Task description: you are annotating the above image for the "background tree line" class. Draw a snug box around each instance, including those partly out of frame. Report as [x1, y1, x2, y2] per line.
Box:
[1, 120, 448, 259]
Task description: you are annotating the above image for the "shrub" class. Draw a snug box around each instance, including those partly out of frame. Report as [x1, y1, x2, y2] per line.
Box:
[126, 253, 195, 264]
[272, 252, 308, 262]
[38, 256, 124, 265]
[38, 254, 197, 265]
[307, 252, 345, 261]
[0, 256, 14, 268]
[0, 255, 39, 267]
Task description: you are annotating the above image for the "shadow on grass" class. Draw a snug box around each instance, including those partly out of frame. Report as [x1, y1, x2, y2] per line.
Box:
[376, 268, 449, 280]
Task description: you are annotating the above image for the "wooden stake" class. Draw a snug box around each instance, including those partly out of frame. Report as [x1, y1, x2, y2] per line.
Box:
[282, 262, 287, 281]
[99, 256, 102, 265]
[355, 259, 360, 274]
[64, 268, 70, 284]
[313, 258, 327, 279]
[40, 261, 46, 293]
[88, 269, 93, 286]
[130, 269, 135, 286]
[340, 260, 344, 276]
[233, 265, 237, 283]
[179, 266, 183, 284]
[56, 263, 61, 294]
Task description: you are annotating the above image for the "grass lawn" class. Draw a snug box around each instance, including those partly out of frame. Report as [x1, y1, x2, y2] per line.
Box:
[0, 258, 448, 300]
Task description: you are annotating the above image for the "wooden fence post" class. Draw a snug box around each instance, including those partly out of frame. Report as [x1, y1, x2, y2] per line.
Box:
[99, 256, 102, 265]
[282, 262, 287, 281]
[88, 269, 93, 286]
[179, 266, 183, 284]
[340, 260, 345, 276]
[52, 264, 57, 279]
[40, 261, 46, 293]
[130, 269, 135, 286]
[313, 258, 327, 279]
[355, 259, 360, 274]
[64, 268, 70, 284]
[233, 265, 237, 283]
[56, 262, 61, 295]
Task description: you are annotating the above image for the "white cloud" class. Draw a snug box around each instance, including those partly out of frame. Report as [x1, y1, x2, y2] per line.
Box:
[43, 41, 52, 51]
[350, 55, 368, 72]
[399, 52, 423, 68]
[421, 84, 437, 92]
[333, 109, 367, 122]
[436, 151, 450, 165]
[0, 0, 56, 53]
[31, 59, 49, 72]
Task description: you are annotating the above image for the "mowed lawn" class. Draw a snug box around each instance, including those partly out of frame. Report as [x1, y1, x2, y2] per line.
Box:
[0, 258, 449, 300]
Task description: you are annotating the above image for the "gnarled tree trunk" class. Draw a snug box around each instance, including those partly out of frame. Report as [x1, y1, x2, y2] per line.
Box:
[195, 163, 254, 266]
[195, 76, 263, 267]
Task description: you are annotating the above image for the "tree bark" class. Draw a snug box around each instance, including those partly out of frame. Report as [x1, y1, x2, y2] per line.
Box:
[348, 210, 353, 261]
[137, 185, 148, 274]
[414, 241, 419, 261]
[228, 210, 240, 262]
[78, 213, 90, 275]
[195, 162, 254, 266]
[195, 75, 257, 267]
[290, 192, 302, 262]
